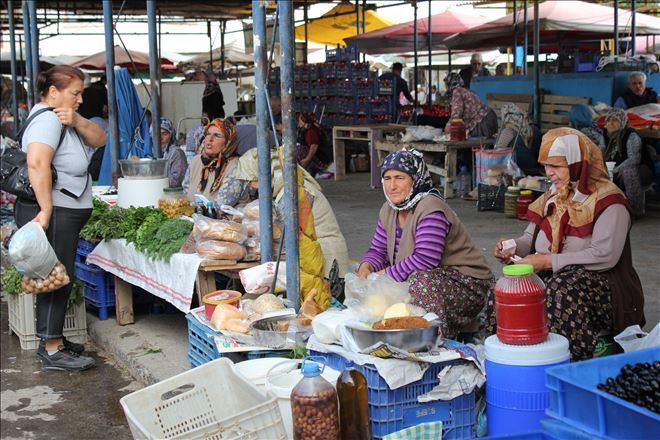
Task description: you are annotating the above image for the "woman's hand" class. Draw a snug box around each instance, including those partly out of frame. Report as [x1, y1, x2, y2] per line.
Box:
[493, 237, 514, 263]
[53, 107, 79, 127]
[517, 253, 552, 272]
[357, 262, 373, 278]
[32, 210, 51, 230]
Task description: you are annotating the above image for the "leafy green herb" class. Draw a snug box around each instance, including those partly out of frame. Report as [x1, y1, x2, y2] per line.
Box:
[144, 218, 193, 261]
[94, 206, 129, 241]
[80, 198, 109, 242]
[1, 265, 23, 295]
[122, 206, 160, 244]
[289, 344, 308, 360]
[135, 211, 168, 253]
[67, 279, 84, 307]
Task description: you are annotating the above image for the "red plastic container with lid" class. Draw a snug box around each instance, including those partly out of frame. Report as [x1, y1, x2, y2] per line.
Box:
[516, 190, 534, 220]
[494, 264, 548, 345]
[449, 118, 466, 141]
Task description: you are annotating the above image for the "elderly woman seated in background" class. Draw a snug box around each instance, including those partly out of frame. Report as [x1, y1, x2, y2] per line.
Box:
[159, 118, 188, 188]
[568, 104, 604, 149]
[490, 128, 645, 360]
[182, 118, 244, 206]
[602, 108, 654, 218]
[494, 103, 542, 173]
[443, 72, 498, 139]
[358, 149, 494, 339]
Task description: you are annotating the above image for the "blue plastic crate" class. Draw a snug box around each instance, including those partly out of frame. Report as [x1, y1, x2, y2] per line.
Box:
[246, 350, 290, 360]
[545, 347, 660, 439]
[75, 261, 112, 290]
[326, 46, 358, 62]
[310, 350, 476, 439]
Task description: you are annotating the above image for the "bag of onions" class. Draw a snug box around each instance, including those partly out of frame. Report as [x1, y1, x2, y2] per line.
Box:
[8, 222, 71, 294]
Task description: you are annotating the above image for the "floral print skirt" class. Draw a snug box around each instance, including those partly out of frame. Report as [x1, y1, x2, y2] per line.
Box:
[485, 265, 613, 361]
[409, 266, 494, 340]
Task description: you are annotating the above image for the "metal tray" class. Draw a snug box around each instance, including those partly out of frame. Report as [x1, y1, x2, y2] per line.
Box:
[345, 321, 440, 353]
[250, 315, 312, 350]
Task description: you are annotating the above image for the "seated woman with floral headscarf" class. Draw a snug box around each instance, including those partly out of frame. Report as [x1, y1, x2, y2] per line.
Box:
[494, 103, 542, 173]
[602, 108, 654, 218]
[182, 118, 245, 206]
[443, 72, 498, 139]
[489, 128, 645, 361]
[159, 118, 188, 188]
[568, 104, 604, 149]
[358, 149, 494, 339]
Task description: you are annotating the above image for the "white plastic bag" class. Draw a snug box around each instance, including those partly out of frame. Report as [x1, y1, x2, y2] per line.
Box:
[8, 222, 58, 279]
[343, 272, 410, 322]
[311, 308, 358, 345]
[239, 261, 287, 294]
[614, 324, 660, 353]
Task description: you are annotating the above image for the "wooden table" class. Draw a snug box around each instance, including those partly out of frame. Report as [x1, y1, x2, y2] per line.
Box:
[113, 258, 259, 326]
[376, 138, 493, 199]
[333, 124, 407, 188]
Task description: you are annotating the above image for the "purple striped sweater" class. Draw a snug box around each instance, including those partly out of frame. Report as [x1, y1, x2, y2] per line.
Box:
[361, 211, 451, 282]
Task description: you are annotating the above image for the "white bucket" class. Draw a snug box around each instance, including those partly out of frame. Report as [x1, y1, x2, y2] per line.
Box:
[264, 361, 341, 440]
[233, 357, 296, 394]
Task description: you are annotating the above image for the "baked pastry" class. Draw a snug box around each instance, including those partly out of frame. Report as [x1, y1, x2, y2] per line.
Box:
[372, 316, 430, 330]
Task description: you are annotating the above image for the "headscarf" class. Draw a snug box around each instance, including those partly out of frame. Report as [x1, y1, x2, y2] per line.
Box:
[527, 127, 629, 253]
[444, 72, 464, 92]
[501, 103, 533, 148]
[199, 117, 238, 194]
[603, 107, 629, 161]
[159, 117, 177, 151]
[381, 148, 440, 211]
[568, 104, 594, 130]
[202, 73, 225, 119]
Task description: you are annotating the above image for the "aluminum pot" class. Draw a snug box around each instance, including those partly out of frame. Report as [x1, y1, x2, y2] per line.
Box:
[344, 321, 440, 353]
[250, 315, 312, 349]
[118, 158, 167, 179]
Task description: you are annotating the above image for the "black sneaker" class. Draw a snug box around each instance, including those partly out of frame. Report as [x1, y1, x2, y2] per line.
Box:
[38, 345, 96, 371]
[39, 337, 85, 355]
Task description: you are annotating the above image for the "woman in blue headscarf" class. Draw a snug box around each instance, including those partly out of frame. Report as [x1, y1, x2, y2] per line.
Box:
[569, 104, 604, 149]
[358, 149, 494, 339]
[160, 118, 188, 188]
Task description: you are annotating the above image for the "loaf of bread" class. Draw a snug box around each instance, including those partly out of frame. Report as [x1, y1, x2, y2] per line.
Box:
[372, 316, 430, 330]
[196, 240, 246, 261]
[193, 217, 246, 243]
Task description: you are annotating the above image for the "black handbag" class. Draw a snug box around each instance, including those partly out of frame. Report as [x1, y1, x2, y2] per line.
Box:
[0, 108, 63, 201]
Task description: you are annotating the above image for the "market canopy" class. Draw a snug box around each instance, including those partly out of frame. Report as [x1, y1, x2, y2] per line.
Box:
[294, 2, 394, 47]
[443, 1, 660, 50]
[72, 45, 177, 71]
[344, 8, 490, 55]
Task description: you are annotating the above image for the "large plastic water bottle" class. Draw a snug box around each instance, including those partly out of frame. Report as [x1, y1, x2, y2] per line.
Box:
[456, 165, 472, 197]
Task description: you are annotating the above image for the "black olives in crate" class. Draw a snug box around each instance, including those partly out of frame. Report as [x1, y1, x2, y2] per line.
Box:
[597, 362, 660, 414]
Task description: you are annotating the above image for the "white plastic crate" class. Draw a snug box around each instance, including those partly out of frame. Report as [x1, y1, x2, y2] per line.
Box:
[120, 357, 287, 440]
[6, 293, 88, 350]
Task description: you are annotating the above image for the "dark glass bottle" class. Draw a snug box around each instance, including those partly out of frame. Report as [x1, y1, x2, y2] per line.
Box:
[337, 361, 370, 440]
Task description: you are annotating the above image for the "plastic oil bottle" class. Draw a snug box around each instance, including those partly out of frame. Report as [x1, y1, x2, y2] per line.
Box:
[337, 361, 370, 440]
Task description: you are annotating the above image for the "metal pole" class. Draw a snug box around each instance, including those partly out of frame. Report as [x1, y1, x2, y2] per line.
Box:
[9, 0, 20, 137]
[28, 0, 39, 94]
[533, 0, 540, 127]
[631, 0, 636, 56]
[513, 0, 518, 73]
[448, 49, 452, 71]
[103, 0, 119, 177]
[147, 0, 161, 158]
[207, 21, 213, 71]
[427, 0, 432, 105]
[252, 0, 273, 263]
[303, 0, 308, 64]
[523, 0, 528, 75]
[278, 0, 300, 311]
[413, 1, 418, 105]
[22, 1, 34, 108]
[362, 0, 367, 62]
[614, 0, 619, 57]
[221, 21, 226, 79]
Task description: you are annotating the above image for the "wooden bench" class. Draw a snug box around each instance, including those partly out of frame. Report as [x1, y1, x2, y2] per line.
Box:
[486, 93, 591, 133]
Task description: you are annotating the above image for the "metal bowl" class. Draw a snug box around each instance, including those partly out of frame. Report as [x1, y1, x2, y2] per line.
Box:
[119, 158, 167, 179]
[345, 321, 440, 353]
[250, 315, 313, 349]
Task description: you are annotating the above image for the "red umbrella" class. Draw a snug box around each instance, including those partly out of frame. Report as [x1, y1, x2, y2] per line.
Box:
[443, 1, 660, 50]
[72, 45, 176, 71]
[343, 8, 490, 55]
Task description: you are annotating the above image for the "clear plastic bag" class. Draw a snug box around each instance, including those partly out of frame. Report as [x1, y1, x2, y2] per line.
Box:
[343, 272, 411, 322]
[195, 238, 246, 260]
[8, 222, 58, 279]
[243, 199, 260, 221]
[20, 262, 70, 293]
[614, 324, 660, 353]
[192, 213, 247, 244]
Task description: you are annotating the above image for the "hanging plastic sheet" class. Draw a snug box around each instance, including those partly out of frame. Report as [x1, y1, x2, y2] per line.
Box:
[98, 67, 153, 185]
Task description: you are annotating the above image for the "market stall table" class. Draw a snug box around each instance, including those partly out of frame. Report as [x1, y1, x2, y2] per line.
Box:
[376, 138, 494, 198]
[332, 124, 407, 188]
[86, 239, 259, 325]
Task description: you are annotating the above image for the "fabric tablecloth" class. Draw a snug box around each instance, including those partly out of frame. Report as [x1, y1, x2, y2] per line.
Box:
[87, 239, 203, 313]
